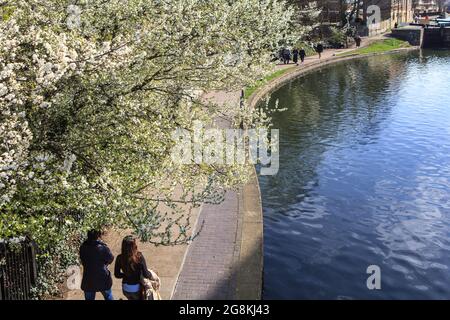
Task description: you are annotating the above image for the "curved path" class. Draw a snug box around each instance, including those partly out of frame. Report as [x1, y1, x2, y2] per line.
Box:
[171, 35, 394, 300]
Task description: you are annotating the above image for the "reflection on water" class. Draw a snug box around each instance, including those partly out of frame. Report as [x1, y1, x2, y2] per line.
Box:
[260, 50, 450, 299]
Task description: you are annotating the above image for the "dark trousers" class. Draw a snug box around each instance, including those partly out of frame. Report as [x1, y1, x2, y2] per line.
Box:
[123, 290, 141, 300]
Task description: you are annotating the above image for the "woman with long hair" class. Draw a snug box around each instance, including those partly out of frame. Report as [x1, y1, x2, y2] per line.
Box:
[114, 235, 152, 300]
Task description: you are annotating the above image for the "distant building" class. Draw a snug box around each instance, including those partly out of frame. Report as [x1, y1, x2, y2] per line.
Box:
[392, 0, 415, 24]
[298, 0, 415, 34]
[361, 0, 414, 36]
[413, 0, 439, 13]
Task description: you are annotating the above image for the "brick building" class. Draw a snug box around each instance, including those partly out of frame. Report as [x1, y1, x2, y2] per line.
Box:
[413, 0, 439, 14]
[296, 0, 414, 26]
[295, 0, 414, 34]
[361, 0, 414, 35]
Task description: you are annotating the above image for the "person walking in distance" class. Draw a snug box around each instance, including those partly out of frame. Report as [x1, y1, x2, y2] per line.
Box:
[282, 48, 291, 64]
[299, 47, 306, 63]
[354, 35, 361, 48]
[80, 229, 114, 300]
[315, 43, 324, 59]
[292, 48, 299, 66]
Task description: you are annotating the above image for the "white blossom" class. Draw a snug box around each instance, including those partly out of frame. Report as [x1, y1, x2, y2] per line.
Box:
[0, 0, 305, 249]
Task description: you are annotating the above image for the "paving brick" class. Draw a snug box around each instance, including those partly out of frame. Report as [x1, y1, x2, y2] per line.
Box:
[172, 190, 239, 300]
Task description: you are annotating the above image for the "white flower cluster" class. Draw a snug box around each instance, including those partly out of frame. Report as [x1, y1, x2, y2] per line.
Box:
[0, 0, 304, 247]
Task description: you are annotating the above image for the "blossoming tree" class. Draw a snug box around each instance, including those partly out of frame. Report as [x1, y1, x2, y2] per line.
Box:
[0, 0, 316, 296]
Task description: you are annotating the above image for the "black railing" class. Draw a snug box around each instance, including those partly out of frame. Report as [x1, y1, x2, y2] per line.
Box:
[0, 238, 37, 300]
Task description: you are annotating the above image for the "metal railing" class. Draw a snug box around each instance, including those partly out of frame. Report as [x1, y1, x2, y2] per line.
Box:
[0, 238, 37, 300]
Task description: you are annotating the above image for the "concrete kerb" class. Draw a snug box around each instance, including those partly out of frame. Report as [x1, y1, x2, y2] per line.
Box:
[233, 167, 263, 299]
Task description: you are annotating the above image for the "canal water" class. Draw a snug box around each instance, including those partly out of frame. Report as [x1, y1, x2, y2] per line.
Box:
[259, 50, 450, 299]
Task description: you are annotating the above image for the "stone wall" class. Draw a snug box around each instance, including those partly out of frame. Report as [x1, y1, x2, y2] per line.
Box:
[392, 27, 424, 45]
[422, 27, 450, 47]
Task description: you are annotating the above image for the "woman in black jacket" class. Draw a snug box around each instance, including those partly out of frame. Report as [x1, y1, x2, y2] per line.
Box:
[315, 43, 324, 59]
[299, 48, 306, 63]
[79, 229, 114, 300]
[114, 235, 152, 300]
[292, 48, 299, 66]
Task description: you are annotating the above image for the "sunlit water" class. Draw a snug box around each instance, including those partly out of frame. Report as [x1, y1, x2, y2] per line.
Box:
[259, 50, 450, 299]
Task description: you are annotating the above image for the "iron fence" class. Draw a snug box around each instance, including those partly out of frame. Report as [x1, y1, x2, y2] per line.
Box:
[0, 237, 37, 300]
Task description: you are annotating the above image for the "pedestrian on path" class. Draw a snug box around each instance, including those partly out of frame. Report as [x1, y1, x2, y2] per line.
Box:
[282, 48, 291, 64]
[292, 48, 299, 65]
[80, 229, 114, 300]
[277, 48, 284, 64]
[299, 48, 306, 63]
[315, 43, 324, 59]
[354, 35, 361, 48]
[114, 235, 154, 300]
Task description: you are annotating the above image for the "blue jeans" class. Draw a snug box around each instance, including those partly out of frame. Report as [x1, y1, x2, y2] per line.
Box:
[84, 289, 114, 300]
[123, 290, 141, 300]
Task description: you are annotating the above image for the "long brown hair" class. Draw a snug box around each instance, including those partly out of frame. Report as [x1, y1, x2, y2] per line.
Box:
[120, 235, 140, 274]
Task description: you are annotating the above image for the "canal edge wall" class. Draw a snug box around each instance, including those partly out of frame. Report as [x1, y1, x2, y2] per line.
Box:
[233, 166, 264, 299]
[392, 27, 450, 49]
[240, 44, 420, 299]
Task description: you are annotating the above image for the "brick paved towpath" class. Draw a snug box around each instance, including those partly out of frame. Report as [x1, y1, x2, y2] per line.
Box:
[172, 90, 242, 299]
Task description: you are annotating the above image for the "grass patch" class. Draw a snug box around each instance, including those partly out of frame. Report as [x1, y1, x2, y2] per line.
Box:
[337, 38, 411, 57]
[244, 67, 294, 99]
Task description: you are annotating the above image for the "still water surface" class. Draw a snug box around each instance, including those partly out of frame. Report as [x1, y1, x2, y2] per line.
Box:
[260, 50, 450, 299]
